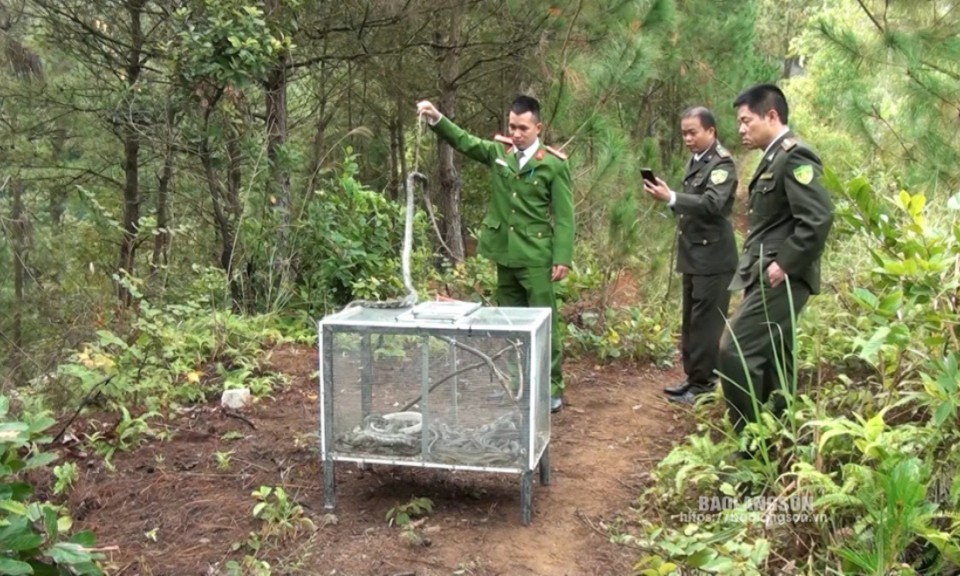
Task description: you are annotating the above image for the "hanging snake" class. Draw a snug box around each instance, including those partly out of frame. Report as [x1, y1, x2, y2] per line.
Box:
[344, 171, 426, 310]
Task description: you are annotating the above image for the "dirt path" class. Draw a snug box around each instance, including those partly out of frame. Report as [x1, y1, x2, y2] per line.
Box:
[67, 345, 688, 575]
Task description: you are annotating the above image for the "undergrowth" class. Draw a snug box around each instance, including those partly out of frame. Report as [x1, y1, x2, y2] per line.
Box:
[620, 175, 960, 575]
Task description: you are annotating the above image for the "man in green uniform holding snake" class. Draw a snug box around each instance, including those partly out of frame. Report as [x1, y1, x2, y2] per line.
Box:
[416, 95, 574, 413]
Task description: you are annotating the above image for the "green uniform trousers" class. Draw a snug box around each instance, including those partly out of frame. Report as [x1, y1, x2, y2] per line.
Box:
[496, 264, 563, 397]
[682, 272, 734, 395]
[718, 276, 811, 432]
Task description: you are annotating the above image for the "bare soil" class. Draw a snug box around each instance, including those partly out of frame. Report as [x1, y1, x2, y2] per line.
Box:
[62, 345, 691, 576]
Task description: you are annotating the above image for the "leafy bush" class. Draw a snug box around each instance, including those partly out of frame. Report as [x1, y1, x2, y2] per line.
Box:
[430, 255, 497, 304]
[567, 305, 677, 365]
[50, 274, 289, 412]
[293, 154, 432, 315]
[0, 396, 103, 574]
[627, 175, 960, 574]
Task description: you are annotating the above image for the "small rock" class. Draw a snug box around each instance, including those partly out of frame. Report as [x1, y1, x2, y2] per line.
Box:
[221, 388, 251, 410]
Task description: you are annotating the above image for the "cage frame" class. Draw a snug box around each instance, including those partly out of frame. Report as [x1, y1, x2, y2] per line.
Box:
[318, 305, 553, 525]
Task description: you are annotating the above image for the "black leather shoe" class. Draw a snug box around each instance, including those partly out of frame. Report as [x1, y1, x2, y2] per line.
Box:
[667, 391, 697, 405]
[663, 380, 691, 396]
[550, 396, 564, 413]
[668, 390, 717, 405]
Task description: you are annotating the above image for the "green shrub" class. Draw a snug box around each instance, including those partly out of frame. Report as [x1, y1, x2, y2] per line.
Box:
[627, 175, 960, 574]
[0, 396, 103, 574]
[292, 154, 432, 315]
[567, 305, 677, 365]
[51, 278, 288, 412]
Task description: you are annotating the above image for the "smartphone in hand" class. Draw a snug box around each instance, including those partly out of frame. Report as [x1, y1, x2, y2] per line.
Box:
[641, 168, 657, 184]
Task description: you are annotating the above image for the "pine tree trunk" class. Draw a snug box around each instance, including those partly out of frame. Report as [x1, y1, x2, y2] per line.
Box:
[264, 0, 292, 292]
[388, 99, 410, 203]
[201, 127, 244, 311]
[436, 1, 466, 263]
[225, 132, 244, 309]
[117, 0, 146, 306]
[9, 179, 26, 387]
[150, 103, 175, 282]
[303, 59, 330, 200]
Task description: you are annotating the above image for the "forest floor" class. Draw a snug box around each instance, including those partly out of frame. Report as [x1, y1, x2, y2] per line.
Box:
[59, 344, 695, 576]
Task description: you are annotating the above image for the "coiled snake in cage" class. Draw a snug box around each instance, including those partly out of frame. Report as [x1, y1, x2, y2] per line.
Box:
[337, 412, 525, 467]
[336, 116, 526, 468]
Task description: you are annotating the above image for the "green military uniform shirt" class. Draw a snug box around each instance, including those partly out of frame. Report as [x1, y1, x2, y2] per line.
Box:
[672, 141, 738, 275]
[730, 131, 834, 293]
[430, 117, 574, 268]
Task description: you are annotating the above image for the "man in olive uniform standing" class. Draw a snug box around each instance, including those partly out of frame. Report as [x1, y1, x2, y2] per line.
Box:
[416, 96, 574, 413]
[644, 107, 739, 405]
[718, 84, 834, 433]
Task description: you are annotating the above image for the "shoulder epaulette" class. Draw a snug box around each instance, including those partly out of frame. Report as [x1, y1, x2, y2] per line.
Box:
[544, 144, 567, 160]
[493, 134, 514, 147]
[715, 144, 730, 158]
[781, 137, 798, 151]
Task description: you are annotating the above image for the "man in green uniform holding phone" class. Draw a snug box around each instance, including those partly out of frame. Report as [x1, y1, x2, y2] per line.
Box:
[643, 107, 739, 404]
[416, 95, 575, 413]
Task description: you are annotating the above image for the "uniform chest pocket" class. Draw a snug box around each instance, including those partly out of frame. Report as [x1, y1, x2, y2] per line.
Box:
[495, 164, 514, 179]
[682, 174, 706, 195]
[517, 173, 550, 202]
[753, 179, 777, 195]
[751, 179, 782, 217]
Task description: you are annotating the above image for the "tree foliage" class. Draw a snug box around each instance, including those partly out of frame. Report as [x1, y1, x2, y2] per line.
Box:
[0, 0, 958, 573]
[795, 0, 960, 194]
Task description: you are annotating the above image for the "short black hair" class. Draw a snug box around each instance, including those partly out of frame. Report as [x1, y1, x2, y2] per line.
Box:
[511, 95, 541, 122]
[733, 84, 789, 125]
[681, 106, 716, 131]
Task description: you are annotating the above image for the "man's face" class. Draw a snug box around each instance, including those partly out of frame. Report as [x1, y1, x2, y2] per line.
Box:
[680, 117, 715, 155]
[736, 104, 778, 151]
[508, 111, 541, 151]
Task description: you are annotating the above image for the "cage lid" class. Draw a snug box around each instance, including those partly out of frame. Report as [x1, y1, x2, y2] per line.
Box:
[397, 300, 482, 322]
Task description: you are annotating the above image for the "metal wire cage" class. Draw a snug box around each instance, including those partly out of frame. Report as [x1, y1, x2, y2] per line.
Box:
[319, 303, 552, 524]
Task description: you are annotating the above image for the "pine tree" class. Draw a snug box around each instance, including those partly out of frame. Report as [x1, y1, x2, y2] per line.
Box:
[802, 0, 960, 193]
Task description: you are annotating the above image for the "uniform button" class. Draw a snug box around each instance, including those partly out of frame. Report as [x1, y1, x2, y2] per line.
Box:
[702, 240, 707, 245]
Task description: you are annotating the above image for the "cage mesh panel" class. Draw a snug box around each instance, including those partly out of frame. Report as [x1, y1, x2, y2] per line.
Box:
[329, 329, 543, 470]
[534, 318, 550, 466]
